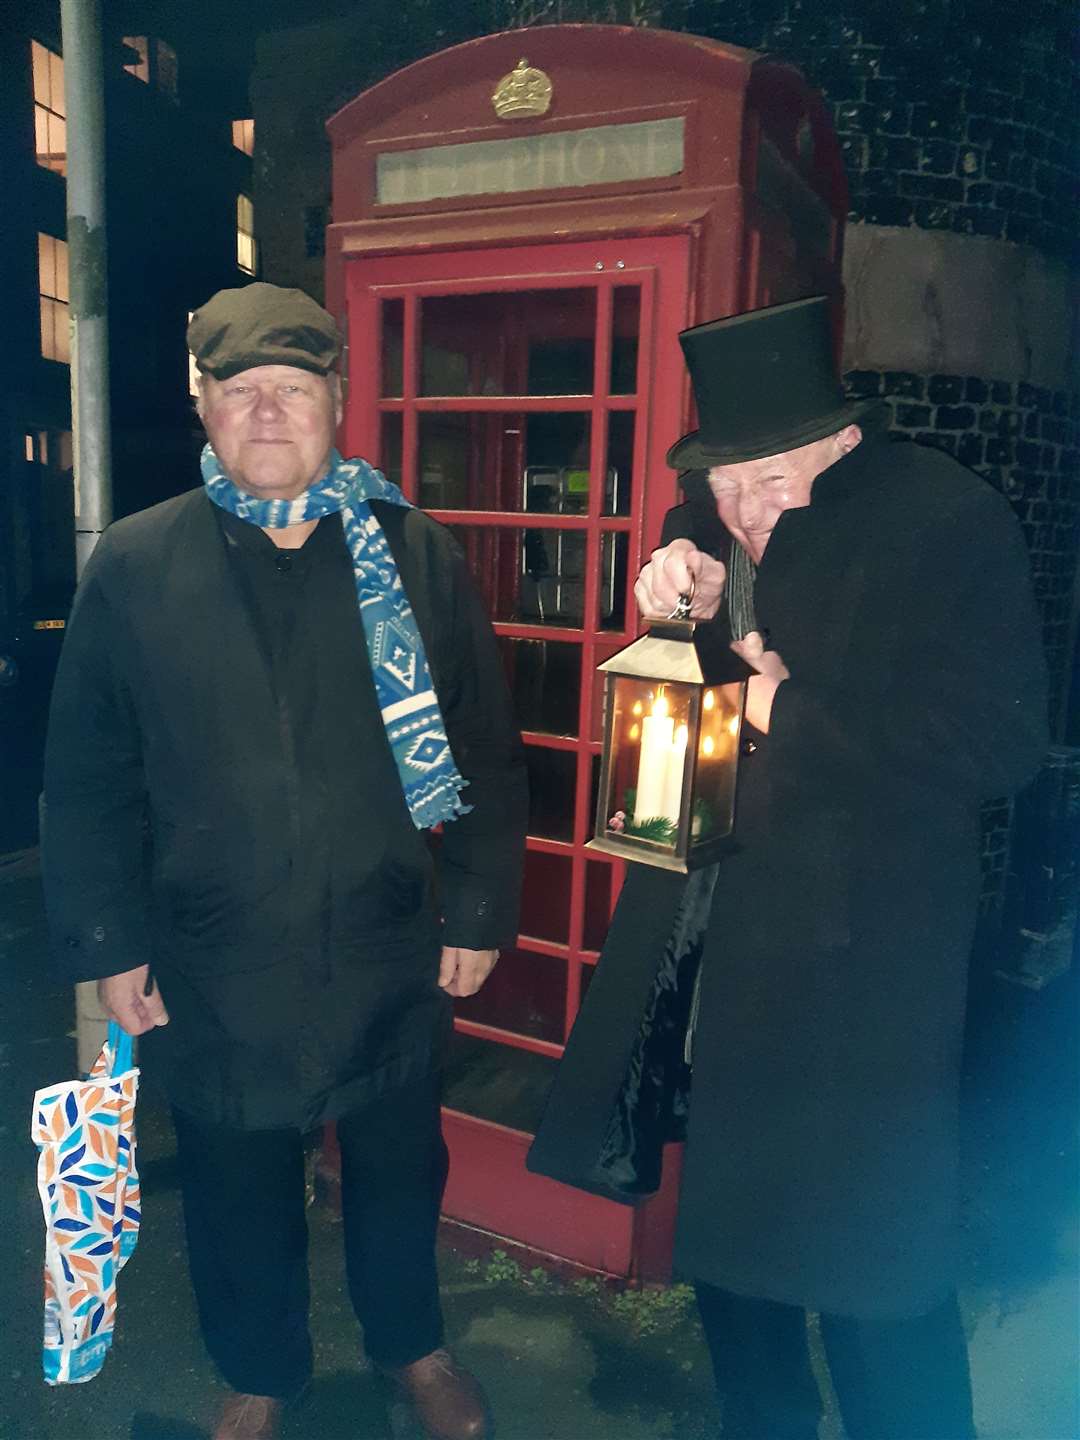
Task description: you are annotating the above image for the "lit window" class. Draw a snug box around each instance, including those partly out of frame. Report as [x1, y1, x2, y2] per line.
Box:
[122, 35, 149, 82]
[31, 41, 66, 176]
[156, 40, 178, 100]
[232, 119, 254, 155]
[38, 233, 70, 364]
[24, 430, 56, 464]
[237, 194, 257, 276]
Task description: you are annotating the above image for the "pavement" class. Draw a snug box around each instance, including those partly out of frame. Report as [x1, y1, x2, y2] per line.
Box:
[1, 849, 1077, 1440]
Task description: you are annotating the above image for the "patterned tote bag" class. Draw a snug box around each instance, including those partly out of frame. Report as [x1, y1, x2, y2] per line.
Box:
[30, 1021, 141, 1384]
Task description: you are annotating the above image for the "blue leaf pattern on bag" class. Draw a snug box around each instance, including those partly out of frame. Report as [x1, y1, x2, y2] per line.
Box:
[59, 1144, 86, 1173]
[30, 1020, 141, 1385]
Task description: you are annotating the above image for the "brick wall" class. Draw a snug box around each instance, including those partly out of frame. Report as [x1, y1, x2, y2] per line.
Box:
[844, 369, 1080, 717]
[979, 797, 1015, 916]
[684, 0, 1077, 258]
[841, 367, 1080, 907]
[682, 0, 1080, 719]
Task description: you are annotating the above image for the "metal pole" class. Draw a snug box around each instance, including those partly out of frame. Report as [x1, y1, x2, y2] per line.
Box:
[60, 0, 113, 1071]
[62, 0, 112, 577]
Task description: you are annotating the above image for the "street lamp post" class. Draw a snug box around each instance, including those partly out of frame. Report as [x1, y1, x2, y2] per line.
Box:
[60, 0, 114, 1071]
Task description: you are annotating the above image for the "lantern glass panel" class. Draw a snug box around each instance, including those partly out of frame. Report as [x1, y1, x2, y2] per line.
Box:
[692, 680, 744, 844]
[602, 676, 698, 853]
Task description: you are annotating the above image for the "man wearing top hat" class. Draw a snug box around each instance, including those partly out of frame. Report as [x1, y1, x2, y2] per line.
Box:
[529, 297, 1047, 1437]
[43, 283, 527, 1440]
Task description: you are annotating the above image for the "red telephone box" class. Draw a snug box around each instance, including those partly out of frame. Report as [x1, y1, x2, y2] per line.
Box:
[325, 25, 847, 1280]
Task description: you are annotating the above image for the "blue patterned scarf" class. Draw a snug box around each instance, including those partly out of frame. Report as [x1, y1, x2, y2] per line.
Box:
[202, 443, 470, 830]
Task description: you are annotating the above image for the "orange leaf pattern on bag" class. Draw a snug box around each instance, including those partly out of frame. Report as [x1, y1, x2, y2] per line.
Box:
[31, 1027, 141, 1384]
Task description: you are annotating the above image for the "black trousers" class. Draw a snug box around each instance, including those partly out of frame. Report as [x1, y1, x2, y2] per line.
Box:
[695, 1283, 976, 1440]
[173, 1075, 449, 1398]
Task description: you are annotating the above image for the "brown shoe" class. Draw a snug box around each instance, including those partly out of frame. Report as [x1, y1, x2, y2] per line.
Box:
[212, 1392, 282, 1440]
[383, 1348, 491, 1440]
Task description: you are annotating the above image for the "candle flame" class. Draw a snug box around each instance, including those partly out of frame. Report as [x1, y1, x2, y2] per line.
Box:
[631, 700, 643, 717]
[727, 714, 739, 735]
[703, 690, 715, 711]
[653, 694, 669, 718]
[629, 723, 640, 740]
[702, 735, 715, 756]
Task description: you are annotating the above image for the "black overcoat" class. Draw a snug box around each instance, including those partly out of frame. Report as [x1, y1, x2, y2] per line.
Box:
[530, 433, 1047, 1318]
[43, 489, 527, 1130]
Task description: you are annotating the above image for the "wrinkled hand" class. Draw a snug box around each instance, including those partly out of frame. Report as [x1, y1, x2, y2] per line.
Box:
[97, 964, 169, 1037]
[730, 631, 790, 734]
[438, 946, 499, 998]
[634, 539, 726, 621]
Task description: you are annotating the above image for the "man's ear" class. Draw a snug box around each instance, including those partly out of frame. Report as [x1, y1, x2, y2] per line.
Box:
[330, 373, 344, 426]
[838, 424, 862, 455]
[192, 371, 206, 422]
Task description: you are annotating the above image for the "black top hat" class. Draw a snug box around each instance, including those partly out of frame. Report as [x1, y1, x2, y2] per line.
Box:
[666, 296, 870, 469]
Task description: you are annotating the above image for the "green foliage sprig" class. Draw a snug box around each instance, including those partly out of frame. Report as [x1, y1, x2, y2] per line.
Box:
[624, 816, 677, 842]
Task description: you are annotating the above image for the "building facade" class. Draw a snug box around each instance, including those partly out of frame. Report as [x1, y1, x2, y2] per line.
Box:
[0, 1, 257, 850]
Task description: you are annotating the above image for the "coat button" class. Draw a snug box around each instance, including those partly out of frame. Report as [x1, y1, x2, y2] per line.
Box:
[92, 925, 106, 942]
[740, 738, 758, 756]
[476, 899, 490, 916]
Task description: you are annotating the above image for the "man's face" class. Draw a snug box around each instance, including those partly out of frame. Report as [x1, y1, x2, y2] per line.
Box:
[707, 426, 861, 563]
[199, 364, 342, 501]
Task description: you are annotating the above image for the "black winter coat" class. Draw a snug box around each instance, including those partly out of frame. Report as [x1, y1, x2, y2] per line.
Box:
[44, 490, 527, 1130]
[530, 433, 1047, 1318]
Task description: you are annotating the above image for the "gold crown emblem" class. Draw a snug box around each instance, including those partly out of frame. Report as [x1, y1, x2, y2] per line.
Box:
[492, 59, 553, 120]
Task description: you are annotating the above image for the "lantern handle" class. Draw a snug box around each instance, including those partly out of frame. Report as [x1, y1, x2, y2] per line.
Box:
[668, 573, 696, 621]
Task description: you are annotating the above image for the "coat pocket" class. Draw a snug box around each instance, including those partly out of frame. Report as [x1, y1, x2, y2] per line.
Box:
[151, 820, 289, 970]
[336, 847, 436, 937]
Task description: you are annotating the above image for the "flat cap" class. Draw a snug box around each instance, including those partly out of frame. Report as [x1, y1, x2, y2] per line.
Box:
[187, 282, 341, 380]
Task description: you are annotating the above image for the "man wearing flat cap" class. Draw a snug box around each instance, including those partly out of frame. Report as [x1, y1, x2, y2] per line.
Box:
[44, 282, 527, 1440]
[530, 297, 1047, 1438]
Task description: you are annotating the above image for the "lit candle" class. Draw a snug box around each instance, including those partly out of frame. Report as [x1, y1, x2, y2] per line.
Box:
[634, 694, 674, 820]
[660, 723, 689, 823]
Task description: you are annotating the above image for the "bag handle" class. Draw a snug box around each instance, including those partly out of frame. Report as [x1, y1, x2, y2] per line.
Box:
[107, 1020, 134, 1076]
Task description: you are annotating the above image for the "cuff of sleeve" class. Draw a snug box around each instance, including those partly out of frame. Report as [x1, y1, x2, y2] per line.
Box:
[51, 916, 150, 984]
[767, 677, 846, 758]
[442, 888, 519, 951]
[768, 678, 884, 794]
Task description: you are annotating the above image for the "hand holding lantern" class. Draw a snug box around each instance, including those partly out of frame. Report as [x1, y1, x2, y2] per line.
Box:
[633, 539, 726, 621]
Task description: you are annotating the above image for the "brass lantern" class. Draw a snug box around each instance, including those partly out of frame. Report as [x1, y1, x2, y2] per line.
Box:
[588, 611, 751, 872]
